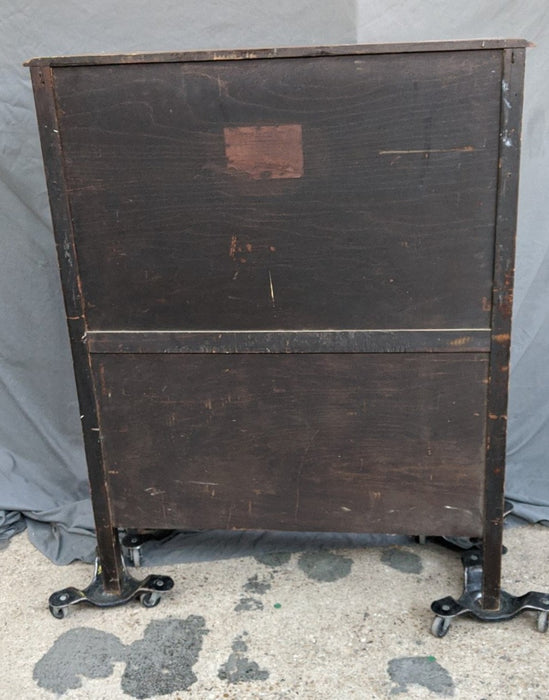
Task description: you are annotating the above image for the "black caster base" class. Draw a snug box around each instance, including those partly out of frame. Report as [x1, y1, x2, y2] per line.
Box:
[430, 548, 549, 637]
[48, 557, 174, 618]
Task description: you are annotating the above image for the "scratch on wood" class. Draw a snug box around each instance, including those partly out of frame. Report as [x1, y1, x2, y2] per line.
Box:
[268, 270, 275, 305]
[449, 336, 472, 346]
[379, 146, 476, 155]
[188, 481, 220, 486]
[97, 365, 111, 399]
[229, 235, 238, 259]
[488, 413, 507, 421]
[295, 430, 319, 520]
[216, 75, 229, 97]
[493, 333, 510, 343]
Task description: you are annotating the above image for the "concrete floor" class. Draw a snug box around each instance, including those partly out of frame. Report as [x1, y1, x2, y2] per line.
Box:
[1, 525, 548, 699]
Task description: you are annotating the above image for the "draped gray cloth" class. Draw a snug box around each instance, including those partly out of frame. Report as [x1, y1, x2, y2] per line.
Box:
[0, 1, 547, 564]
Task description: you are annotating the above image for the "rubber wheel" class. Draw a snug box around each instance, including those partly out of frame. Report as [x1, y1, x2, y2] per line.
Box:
[140, 591, 161, 608]
[49, 604, 68, 619]
[537, 611, 548, 633]
[431, 615, 451, 638]
[129, 547, 141, 568]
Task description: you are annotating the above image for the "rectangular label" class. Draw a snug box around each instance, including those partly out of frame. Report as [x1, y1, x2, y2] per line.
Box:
[224, 124, 303, 179]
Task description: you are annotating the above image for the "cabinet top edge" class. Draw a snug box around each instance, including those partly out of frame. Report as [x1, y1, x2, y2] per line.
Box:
[25, 39, 531, 68]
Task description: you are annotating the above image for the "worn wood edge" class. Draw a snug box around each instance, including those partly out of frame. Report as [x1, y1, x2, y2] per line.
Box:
[85, 329, 491, 354]
[112, 519, 485, 539]
[24, 38, 532, 67]
[481, 47, 526, 610]
[29, 65, 124, 590]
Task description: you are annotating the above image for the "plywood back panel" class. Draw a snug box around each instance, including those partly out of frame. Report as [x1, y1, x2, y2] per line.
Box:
[53, 50, 501, 331]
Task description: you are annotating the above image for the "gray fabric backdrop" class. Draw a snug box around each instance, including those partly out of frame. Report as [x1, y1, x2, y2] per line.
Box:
[1, 1, 547, 564]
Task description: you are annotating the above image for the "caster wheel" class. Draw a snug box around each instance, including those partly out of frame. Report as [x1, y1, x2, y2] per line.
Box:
[431, 615, 451, 638]
[537, 611, 548, 633]
[417, 535, 427, 545]
[50, 604, 68, 619]
[140, 591, 161, 608]
[128, 547, 142, 568]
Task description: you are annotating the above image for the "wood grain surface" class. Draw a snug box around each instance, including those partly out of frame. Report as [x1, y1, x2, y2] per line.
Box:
[53, 50, 501, 331]
[94, 353, 488, 536]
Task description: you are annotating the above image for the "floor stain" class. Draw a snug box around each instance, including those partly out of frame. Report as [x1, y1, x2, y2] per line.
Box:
[297, 551, 353, 582]
[33, 616, 208, 698]
[388, 656, 454, 696]
[243, 573, 272, 595]
[254, 552, 292, 568]
[235, 572, 273, 611]
[381, 547, 423, 574]
[122, 616, 208, 698]
[218, 633, 270, 684]
[33, 628, 126, 694]
[234, 596, 264, 612]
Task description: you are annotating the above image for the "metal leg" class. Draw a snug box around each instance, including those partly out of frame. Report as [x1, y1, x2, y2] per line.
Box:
[430, 548, 549, 637]
[48, 553, 174, 619]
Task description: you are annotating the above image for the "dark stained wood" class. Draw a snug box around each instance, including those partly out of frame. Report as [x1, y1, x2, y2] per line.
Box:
[86, 329, 491, 354]
[94, 353, 488, 536]
[29, 66, 123, 592]
[24, 39, 531, 67]
[28, 41, 528, 615]
[52, 50, 501, 331]
[482, 48, 526, 610]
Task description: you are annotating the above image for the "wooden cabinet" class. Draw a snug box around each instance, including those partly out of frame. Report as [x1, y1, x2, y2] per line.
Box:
[29, 40, 546, 629]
